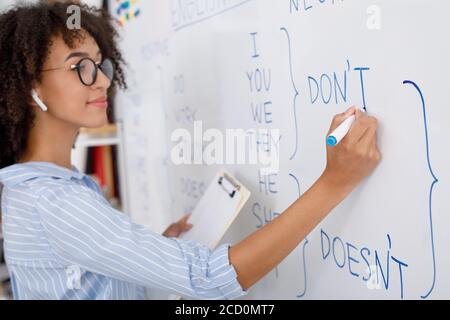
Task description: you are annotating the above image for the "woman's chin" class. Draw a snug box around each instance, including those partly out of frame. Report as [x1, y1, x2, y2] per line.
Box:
[82, 116, 109, 129]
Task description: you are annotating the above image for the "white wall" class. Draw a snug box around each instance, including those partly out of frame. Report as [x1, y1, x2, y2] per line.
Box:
[114, 0, 450, 300]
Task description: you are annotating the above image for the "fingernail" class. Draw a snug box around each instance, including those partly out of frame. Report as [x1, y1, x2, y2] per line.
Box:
[346, 106, 356, 114]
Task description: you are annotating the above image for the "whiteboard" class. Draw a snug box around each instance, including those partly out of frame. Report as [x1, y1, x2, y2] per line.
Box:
[113, 0, 450, 299]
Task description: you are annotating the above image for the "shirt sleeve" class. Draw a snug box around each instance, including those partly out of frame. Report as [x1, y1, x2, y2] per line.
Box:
[35, 184, 247, 300]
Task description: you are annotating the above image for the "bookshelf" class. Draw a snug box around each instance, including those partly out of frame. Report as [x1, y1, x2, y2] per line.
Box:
[75, 124, 120, 148]
[71, 121, 129, 213]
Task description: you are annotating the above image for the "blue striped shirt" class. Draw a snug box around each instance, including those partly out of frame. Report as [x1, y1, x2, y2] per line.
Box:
[0, 161, 246, 300]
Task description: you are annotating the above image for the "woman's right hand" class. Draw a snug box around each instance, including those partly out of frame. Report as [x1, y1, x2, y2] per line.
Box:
[321, 106, 381, 192]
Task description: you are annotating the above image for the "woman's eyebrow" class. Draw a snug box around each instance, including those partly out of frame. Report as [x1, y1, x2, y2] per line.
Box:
[64, 51, 88, 62]
[64, 50, 102, 62]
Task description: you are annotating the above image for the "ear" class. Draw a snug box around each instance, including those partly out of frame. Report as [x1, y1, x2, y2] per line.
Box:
[31, 88, 48, 112]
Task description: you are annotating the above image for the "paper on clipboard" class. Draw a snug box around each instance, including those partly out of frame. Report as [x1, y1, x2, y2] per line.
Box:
[179, 169, 250, 249]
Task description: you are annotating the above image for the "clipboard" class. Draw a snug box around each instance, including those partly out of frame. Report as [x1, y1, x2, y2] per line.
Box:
[179, 169, 251, 249]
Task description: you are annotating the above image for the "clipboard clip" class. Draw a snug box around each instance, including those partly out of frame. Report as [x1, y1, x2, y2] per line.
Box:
[218, 173, 240, 198]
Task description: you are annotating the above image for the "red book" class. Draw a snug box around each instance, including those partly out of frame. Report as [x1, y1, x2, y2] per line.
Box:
[94, 146, 105, 188]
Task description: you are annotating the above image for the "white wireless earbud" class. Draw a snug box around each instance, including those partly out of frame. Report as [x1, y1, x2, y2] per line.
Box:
[31, 89, 48, 112]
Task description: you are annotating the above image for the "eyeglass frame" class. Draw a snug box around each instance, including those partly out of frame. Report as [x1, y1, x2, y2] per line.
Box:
[41, 57, 114, 87]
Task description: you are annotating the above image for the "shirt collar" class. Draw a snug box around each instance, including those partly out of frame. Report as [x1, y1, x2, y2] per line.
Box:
[0, 161, 85, 188]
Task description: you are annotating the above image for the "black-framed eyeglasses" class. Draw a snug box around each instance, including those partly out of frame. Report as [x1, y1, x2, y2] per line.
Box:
[42, 57, 114, 86]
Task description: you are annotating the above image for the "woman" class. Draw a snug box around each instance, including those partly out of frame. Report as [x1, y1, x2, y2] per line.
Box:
[0, 2, 380, 299]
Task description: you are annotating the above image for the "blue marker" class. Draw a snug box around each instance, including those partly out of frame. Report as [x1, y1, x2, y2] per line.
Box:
[326, 112, 359, 147]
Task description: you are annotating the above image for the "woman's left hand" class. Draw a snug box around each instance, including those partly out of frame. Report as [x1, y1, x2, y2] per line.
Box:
[162, 214, 193, 238]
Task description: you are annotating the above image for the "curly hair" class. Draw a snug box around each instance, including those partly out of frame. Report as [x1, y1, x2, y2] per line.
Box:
[0, 1, 127, 169]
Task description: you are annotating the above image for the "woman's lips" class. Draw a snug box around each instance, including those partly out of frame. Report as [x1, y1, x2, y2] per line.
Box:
[87, 97, 108, 108]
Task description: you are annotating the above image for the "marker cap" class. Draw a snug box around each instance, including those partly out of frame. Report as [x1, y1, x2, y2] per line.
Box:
[326, 136, 337, 147]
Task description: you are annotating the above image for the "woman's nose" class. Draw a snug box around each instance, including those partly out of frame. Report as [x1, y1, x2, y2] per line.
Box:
[95, 68, 112, 89]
